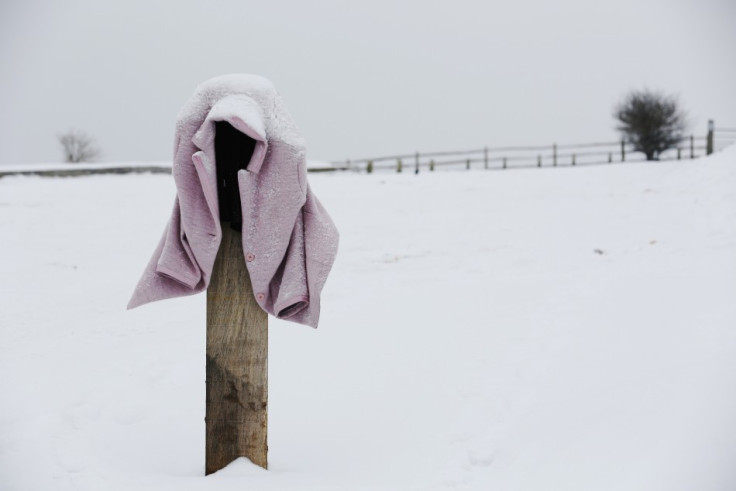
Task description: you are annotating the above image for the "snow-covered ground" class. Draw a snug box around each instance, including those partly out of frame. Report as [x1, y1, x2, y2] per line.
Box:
[1, 147, 735, 491]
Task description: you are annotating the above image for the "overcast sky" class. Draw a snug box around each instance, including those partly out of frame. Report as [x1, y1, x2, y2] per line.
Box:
[1, 0, 734, 165]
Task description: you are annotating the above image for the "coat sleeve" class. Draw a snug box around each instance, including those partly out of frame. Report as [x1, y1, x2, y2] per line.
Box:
[154, 195, 203, 287]
[270, 209, 309, 319]
[271, 185, 339, 328]
[127, 194, 206, 309]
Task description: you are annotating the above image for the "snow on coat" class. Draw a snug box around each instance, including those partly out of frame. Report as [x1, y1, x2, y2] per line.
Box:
[127, 74, 339, 328]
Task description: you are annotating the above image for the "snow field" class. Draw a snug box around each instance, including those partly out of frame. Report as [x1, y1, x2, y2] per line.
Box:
[1, 146, 735, 490]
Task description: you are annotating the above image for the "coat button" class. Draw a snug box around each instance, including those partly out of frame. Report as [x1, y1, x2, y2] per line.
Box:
[256, 293, 265, 301]
[246, 253, 255, 262]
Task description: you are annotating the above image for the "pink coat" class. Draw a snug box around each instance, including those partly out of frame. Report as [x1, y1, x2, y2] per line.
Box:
[127, 74, 339, 328]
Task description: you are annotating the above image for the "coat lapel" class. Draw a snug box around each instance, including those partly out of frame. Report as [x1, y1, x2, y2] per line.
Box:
[192, 149, 220, 231]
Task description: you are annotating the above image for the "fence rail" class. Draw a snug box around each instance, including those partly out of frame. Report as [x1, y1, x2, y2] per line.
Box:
[335, 121, 735, 174]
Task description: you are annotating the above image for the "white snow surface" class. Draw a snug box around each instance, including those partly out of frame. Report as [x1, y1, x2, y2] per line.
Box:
[1, 147, 735, 491]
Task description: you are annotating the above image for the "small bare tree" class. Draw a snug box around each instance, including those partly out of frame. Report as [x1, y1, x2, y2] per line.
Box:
[614, 89, 687, 161]
[58, 129, 100, 163]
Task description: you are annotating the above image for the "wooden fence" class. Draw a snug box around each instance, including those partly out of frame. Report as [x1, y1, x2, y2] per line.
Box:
[1, 123, 734, 179]
[335, 121, 736, 174]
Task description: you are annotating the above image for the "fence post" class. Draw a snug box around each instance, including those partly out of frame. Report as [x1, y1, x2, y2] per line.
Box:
[415, 151, 420, 174]
[621, 140, 626, 162]
[503, 157, 507, 169]
[367, 160, 373, 173]
[553, 144, 557, 167]
[572, 153, 576, 166]
[707, 120, 714, 155]
[484, 147, 489, 169]
[608, 152, 612, 163]
[466, 159, 470, 170]
[690, 135, 694, 159]
[537, 155, 541, 168]
[397, 158, 402, 173]
[430, 159, 435, 171]
[677, 148, 681, 160]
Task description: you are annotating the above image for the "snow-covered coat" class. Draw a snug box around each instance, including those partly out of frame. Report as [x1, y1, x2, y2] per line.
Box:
[127, 74, 339, 328]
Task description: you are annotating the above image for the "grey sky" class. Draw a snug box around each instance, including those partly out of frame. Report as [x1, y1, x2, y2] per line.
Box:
[1, 0, 734, 165]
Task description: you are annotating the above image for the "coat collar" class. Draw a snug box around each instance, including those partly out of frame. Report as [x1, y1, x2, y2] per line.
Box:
[188, 94, 271, 239]
[190, 94, 269, 174]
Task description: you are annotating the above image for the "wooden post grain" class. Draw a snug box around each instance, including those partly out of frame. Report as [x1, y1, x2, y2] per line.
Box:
[206, 222, 268, 474]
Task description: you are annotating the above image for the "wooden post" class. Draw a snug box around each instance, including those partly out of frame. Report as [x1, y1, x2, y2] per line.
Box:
[572, 153, 576, 166]
[537, 155, 541, 167]
[466, 158, 470, 170]
[608, 152, 612, 163]
[502, 157, 507, 169]
[366, 160, 373, 173]
[677, 148, 681, 160]
[690, 135, 694, 159]
[397, 158, 402, 173]
[621, 140, 625, 162]
[553, 144, 557, 167]
[415, 151, 419, 174]
[206, 121, 268, 475]
[706, 120, 714, 155]
[430, 159, 435, 171]
[484, 147, 489, 169]
[206, 223, 268, 474]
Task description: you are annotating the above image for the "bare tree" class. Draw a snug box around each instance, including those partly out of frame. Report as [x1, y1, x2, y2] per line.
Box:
[58, 129, 100, 163]
[614, 89, 687, 161]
